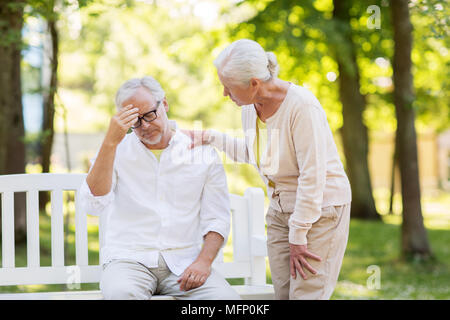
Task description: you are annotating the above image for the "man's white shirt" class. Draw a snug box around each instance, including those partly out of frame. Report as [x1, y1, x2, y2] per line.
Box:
[79, 125, 230, 276]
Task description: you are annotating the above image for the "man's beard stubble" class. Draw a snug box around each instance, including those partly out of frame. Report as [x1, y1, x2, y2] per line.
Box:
[138, 129, 164, 146]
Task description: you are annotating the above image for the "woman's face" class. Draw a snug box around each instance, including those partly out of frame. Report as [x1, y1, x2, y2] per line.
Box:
[218, 72, 257, 106]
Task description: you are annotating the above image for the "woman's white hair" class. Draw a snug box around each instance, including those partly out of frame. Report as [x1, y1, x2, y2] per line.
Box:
[115, 76, 165, 110]
[213, 39, 279, 86]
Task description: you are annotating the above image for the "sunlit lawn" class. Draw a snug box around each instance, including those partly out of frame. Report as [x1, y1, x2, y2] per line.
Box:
[332, 189, 450, 300]
[0, 189, 449, 299]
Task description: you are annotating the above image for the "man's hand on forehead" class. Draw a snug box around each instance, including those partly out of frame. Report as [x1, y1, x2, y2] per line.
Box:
[104, 104, 139, 146]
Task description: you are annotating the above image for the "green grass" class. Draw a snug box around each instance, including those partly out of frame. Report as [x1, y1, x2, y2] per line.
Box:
[1, 190, 449, 299]
[332, 219, 450, 299]
[332, 189, 450, 300]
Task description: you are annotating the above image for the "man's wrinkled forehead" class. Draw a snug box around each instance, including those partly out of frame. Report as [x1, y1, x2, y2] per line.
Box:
[121, 87, 157, 111]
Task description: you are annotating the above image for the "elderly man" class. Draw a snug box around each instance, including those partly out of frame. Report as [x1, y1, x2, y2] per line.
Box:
[79, 76, 240, 300]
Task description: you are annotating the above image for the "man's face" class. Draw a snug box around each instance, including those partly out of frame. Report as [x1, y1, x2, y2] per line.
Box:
[122, 87, 168, 145]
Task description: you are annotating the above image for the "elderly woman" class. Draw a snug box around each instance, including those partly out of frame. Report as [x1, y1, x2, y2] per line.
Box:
[185, 39, 352, 300]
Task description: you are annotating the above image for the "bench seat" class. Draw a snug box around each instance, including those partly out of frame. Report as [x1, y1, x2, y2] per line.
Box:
[0, 285, 274, 300]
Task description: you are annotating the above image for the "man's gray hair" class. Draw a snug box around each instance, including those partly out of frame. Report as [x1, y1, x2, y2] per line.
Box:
[115, 76, 165, 110]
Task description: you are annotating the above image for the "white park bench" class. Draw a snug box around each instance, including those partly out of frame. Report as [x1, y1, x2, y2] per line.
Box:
[0, 173, 274, 300]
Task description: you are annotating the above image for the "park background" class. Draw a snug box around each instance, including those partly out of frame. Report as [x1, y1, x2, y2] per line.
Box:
[0, 0, 449, 299]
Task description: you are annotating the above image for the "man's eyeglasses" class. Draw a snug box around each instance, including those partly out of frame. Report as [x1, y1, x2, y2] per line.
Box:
[131, 101, 161, 129]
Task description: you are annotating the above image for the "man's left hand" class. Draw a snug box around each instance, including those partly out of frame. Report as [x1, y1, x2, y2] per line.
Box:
[177, 259, 211, 291]
[289, 243, 322, 280]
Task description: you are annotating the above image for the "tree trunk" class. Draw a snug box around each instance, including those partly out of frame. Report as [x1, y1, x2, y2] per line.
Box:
[388, 132, 399, 214]
[332, 0, 380, 220]
[39, 17, 59, 210]
[0, 0, 27, 242]
[391, 0, 432, 259]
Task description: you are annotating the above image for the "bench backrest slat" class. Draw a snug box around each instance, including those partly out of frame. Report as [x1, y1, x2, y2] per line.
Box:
[51, 189, 65, 267]
[1, 191, 15, 268]
[230, 196, 250, 263]
[244, 188, 267, 285]
[26, 190, 40, 268]
[74, 190, 89, 266]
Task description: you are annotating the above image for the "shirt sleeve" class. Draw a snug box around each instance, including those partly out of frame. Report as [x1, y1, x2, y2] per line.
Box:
[78, 157, 117, 217]
[288, 104, 328, 245]
[208, 129, 251, 164]
[199, 148, 231, 248]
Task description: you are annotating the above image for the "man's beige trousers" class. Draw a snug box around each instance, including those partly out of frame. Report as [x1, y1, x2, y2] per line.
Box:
[266, 203, 351, 300]
[100, 253, 241, 300]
